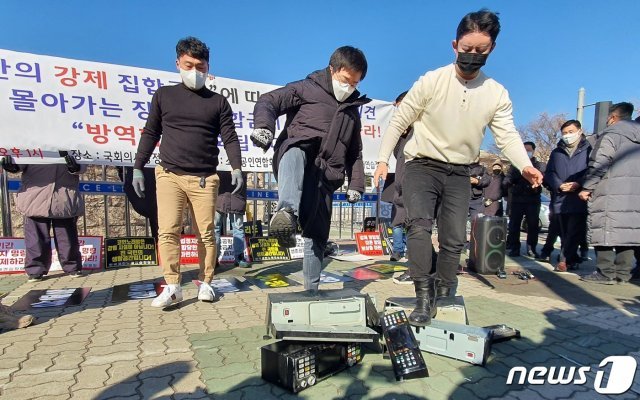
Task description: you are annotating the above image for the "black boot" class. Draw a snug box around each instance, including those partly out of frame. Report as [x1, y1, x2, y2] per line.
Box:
[409, 278, 436, 326]
[436, 285, 451, 299]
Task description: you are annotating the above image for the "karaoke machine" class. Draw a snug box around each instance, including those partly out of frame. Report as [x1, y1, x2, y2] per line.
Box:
[413, 320, 493, 366]
[266, 289, 379, 342]
[261, 341, 362, 393]
[384, 296, 469, 325]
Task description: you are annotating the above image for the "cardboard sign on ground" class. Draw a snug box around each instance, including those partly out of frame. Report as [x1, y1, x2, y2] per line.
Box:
[11, 288, 91, 311]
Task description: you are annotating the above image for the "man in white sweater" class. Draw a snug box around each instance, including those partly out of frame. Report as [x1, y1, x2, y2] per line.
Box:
[374, 9, 543, 326]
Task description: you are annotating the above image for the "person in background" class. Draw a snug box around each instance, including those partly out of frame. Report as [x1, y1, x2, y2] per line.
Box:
[389, 90, 411, 263]
[373, 10, 543, 326]
[250, 46, 370, 292]
[579, 102, 639, 284]
[468, 161, 491, 220]
[483, 161, 504, 216]
[544, 120, 591, 272]
[118, 166, 158, 239]
[504, 141, 546, 258]
[1, 153, 86, 281]
[214, 170, 251, 268]
[132, 36, 244, 307]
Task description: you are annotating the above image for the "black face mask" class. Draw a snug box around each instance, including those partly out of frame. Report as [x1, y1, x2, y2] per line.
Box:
[492, 169, 502, 175]
[456, 52, 488, 75]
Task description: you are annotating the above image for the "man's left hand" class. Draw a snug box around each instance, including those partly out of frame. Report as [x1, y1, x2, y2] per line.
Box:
[522, 166, 543, 188]
[231, 169, 244, 194]
[346, 189, 361, 204]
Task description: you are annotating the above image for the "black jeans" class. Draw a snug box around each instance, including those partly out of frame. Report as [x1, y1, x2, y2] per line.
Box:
[404, 158, 470, 287]
[506, 201, 540, 252]
[594, 246, 635, 281]
[558, 213, 587, 265]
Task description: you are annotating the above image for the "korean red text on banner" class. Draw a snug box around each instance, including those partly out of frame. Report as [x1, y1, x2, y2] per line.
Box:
[0, 236, 103, 274]
[0, 49, 396, 172]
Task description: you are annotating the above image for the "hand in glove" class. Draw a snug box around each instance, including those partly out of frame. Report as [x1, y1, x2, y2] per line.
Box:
[250, 128, 274, 152]
[132, 169, 145, 198]
[231, 169, 244, 194]
[1, 156, 19, 173]
[64, 155, 81, 173]
[346, 189, 362, 204]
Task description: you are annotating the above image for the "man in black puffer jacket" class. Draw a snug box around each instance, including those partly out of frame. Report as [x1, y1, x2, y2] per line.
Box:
[251, 46, 370, 292]
[504, 141, 546, 257]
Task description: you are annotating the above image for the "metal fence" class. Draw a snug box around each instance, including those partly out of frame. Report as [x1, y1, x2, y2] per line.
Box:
[1, 168, 381, 240]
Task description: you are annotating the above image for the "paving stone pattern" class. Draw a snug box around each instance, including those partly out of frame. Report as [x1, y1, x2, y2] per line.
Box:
[0, 245, 638, 399]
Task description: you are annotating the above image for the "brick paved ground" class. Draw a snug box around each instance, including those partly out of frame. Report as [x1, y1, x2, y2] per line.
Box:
[1, 243, 639, 399]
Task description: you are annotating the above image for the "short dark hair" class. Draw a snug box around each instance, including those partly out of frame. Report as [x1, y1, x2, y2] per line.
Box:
[329, 46, 368, 80]
[609, 102, 634, 120]
[176, 36, 210, 63]
[456, 9, 501, 43]
[395, 91, 408, 104]
[523, 141, 536, 150]
[560, 119, 582, 131]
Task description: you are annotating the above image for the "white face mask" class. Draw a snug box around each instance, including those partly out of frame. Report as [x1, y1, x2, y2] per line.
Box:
[180, 68, 207, 90]
[527, 151, 534, 159]
[562, 132, 581, 145]
[332, 79, 356, 102]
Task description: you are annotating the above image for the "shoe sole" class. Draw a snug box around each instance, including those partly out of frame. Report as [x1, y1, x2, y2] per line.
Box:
[269, 212, 297, 247]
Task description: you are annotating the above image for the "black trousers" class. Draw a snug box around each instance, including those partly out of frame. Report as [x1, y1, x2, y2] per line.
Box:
[468, 197, 484, 221]
[558, 213, 587, 265]
[506, 201, 540, 252]
[595, 246, 635, 282]
[541, 213, 560, 257]
[404, 158, 470, 287]
[122, 167, 159, 239]
[24, 216, 81, 277]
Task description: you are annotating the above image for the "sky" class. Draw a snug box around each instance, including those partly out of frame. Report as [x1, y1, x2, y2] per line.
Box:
[1, 0, 639, 149]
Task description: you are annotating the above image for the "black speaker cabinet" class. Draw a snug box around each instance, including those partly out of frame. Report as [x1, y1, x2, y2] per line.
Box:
[468, 216, 507, 274]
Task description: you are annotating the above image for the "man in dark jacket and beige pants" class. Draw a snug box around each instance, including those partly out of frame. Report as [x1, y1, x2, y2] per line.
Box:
[250, 46, 370, 292]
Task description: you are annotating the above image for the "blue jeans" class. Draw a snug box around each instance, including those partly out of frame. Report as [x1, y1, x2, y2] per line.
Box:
[303, 237, 326, 291]
[276, 147, 306, 216]
[392, 225, 406, 256]
[214, 212, 246, 261]
[278, 147, 326, 290]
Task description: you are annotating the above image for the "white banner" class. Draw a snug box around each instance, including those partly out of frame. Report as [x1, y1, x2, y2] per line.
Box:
[0, 49, 395, 173]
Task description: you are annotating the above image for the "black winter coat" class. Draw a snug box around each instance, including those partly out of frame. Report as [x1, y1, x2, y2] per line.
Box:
[544, 137, 591, 215]
[503, 158, 546, 203]
[469, 162, 491, 200]
[391, 130, 413, 227]
[215, 171, 248, 215]
[253, 68, 371, 241]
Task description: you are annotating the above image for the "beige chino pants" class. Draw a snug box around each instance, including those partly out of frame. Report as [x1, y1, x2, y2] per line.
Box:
[155, 167, 219, 285]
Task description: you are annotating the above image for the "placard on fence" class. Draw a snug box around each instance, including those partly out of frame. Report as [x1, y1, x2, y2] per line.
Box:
[0, 236, 103, 274]
[105, 237, 157, 268]
[248, 237, 290, 262]
[355, 232, 388, 256]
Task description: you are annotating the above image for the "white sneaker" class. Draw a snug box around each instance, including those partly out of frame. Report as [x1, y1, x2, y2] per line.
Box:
[197, 281, 217, 302]
[151, 284, 183, 308]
